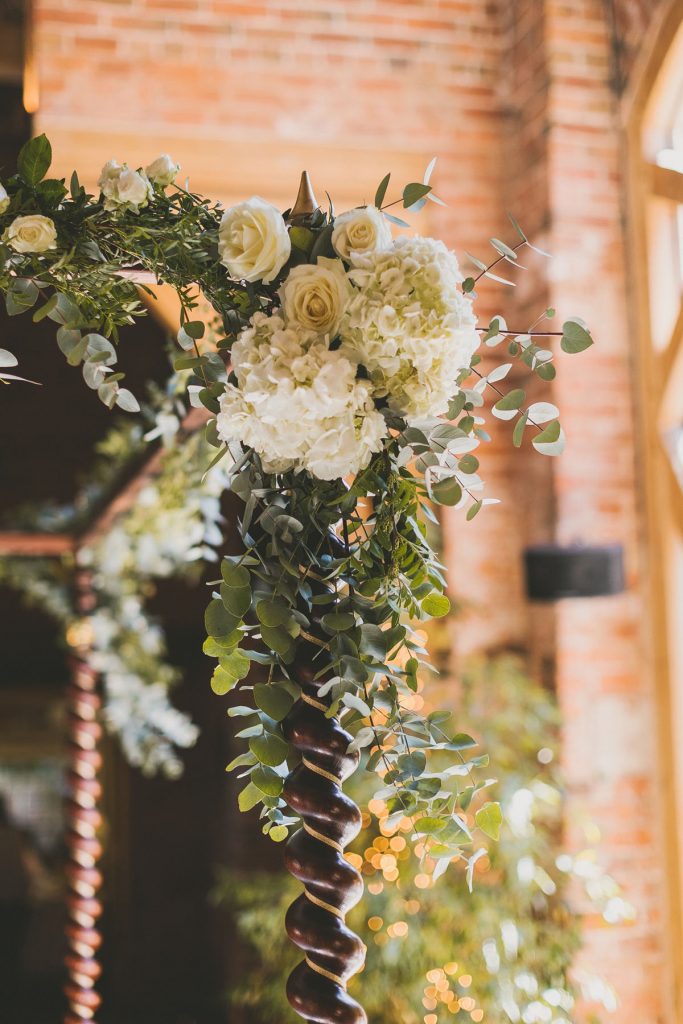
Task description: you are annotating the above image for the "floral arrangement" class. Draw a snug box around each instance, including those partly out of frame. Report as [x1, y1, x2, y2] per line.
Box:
[0, 134, 593, 1022]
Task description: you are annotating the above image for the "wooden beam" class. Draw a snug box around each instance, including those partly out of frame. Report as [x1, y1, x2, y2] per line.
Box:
[0, 532, 74, 556]
[33, 122, 428, 212]
[649, 162, 683, 203]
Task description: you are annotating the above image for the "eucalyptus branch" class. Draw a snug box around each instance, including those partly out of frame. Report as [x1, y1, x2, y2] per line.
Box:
[472, 238, 526, 283]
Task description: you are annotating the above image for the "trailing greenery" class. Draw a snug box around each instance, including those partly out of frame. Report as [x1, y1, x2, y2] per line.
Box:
[218, 657, 627, 1023]
[0, 134, 594, 877]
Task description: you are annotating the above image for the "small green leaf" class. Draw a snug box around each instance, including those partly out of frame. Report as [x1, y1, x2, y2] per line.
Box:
[205, 599, 239, 638]
[422, 593, 450, 618]
[219, 648, 250, 682]
[6, 279, 39, 316]
[490, 237, 518, 260]
[374, 173, 391, 208]
[561, 319, 593, 354]
[466, 500, 483, 521]
[211, 666, 238, 696]
[32, 294, 59, 323]
[260, 624, 295, 659]
[269, 824, 289, 842]
[289, 225, 316, 253]
[321, 611, 356, 632]
[507, 212, 527, 241]
[475, 801, 503, 840]
[403, 182, 432, 208]
[17, 134, 52, 185]
[221, 582, 251, 618]
[432, 478, 462, 507]
[414, 817, 446, 835]
[458, 454, 479, 474]
[448, 733, 478, 750]
[252, 764, 284, 797]
[492, 388, 525, 416]
[536, 361, 556, 381]
[250, 731, 289, 767]
[512, 412, 528, 448]
[255, 599, 290, 628]
[531, 419, 565, 456]
[183, 320, 205, 339]
[225, 752, 257, 772]
[253, 682, 294, 721]
[238, 782, 262, 812]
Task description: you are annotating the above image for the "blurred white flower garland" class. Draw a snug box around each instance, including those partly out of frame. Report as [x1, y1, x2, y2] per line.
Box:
[1, 401, 228, 779]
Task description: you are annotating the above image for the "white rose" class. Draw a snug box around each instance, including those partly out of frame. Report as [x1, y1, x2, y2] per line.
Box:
[6, 214, 57, 253]
[218, 197, 291, 284]
[331, 205, 392, 264]
[145, 154, 179, 187]
[97, 160, 153, 212]
[279, 257, 352, 337]
[98, 159, 122, 198]
[117, 168, 153, 208]
[0, 183, 9, 215]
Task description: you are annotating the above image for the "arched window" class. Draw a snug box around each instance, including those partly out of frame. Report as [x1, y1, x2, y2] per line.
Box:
[627, 1, 683, 1001]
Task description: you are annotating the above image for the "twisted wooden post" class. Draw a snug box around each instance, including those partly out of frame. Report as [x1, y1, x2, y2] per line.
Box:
[283, 654, 367, 1024]
[64, 571, 103, 1024]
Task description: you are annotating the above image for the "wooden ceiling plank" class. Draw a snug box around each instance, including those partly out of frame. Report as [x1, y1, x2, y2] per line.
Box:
[0, 532, 74, 556]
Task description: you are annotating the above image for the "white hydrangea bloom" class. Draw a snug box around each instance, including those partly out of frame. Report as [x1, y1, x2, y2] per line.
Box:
[340, 235, 480, 421]
[216, 311, 386, 480]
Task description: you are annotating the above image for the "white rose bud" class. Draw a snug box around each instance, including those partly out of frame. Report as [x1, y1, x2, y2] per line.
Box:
[145, 154, 179, 188]
[218, 197, 291, 284]
[6, 214, 58, 253]
[331, 205, 392, 264]
[0, 182, 9, 215]
[279, 257, 352, 337]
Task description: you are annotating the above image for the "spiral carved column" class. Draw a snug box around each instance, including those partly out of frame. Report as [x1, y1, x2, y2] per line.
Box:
[283, 670, 367, 1024]
[64, 571, 104, 1024]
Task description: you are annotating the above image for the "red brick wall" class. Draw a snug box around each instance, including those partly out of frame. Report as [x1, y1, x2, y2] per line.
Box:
[31, 1, 677, 1021]
[544, 3, 671, 1019]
